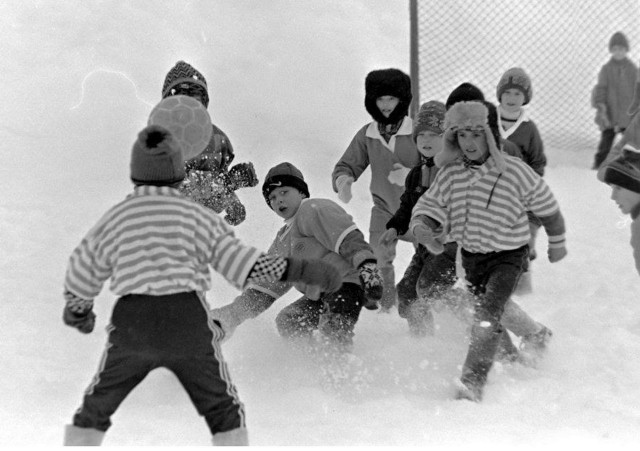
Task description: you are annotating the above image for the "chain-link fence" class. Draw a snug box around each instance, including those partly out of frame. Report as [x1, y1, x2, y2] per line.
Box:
[410, 0, 640, 158]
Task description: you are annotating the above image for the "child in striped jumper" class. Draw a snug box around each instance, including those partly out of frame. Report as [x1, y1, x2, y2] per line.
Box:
[61, 126, 342, 446]
[212, 162, 384, 353]
[410, 101, 567, 402]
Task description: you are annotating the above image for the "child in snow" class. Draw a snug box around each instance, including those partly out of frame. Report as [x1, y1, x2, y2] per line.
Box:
[162, 60, 259, 225]
[497, 67, 547, 294]
[410, 101, 567, 402]
[600, 149, 640, 277]
[592, 32, 638, 170]
[211, 162, 384, 353]
[61, 127, 342, 446]
[332, 68, 419, 312]
[381, 99, 553, 365]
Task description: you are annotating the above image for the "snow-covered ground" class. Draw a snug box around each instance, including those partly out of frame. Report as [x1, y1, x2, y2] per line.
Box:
[2, 1, 640, 447]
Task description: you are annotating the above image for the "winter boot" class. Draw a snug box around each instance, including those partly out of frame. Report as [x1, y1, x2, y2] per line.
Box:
[63, 424, 105, 446]
[212, 427, 249, 446]
[454, 377, 483, 402]
[406, 299, 435, 337]
[318, 312, 356, 353]
[520, 326, 553, 356]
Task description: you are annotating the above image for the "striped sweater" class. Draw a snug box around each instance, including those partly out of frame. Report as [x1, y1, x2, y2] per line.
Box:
[412, 154, 565, 254]
[64, 185, 262, 302]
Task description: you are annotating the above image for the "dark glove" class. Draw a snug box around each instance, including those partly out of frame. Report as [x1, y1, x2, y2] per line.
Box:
[358, 261, 383, 311]
[228, 163, 259, 190]
[283, 258, 343, 294]
[224, 195, 247, 226]
[63, 306, 96, 334]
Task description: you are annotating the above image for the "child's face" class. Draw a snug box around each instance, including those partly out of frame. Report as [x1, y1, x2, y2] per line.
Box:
[416, 130, 443, 157]
[376, 96, 400, 118]
[268, 187, 305, 219]
[611, 45, 628, 60]
[456, 128, 489, 161]
[610, 184, 640, 215]
[500, 88, 525, 113]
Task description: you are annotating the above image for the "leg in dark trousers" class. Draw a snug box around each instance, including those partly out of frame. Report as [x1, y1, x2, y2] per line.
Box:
[593, 128, 616, 169]
[317, 283, 365, 352]
[275, 296, 324, 339]
[458, 247, 528, 401]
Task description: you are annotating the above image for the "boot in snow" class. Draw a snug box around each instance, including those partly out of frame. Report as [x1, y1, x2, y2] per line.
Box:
[454, 378, 483, 402]
[212, 427, 249, 446]
[406, 299, 434, 337]
[63, 424, 105, 446]
[520, 326, 553, 357]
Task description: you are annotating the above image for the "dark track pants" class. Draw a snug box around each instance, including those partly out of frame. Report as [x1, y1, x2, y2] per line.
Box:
[71, 292, 244, 434]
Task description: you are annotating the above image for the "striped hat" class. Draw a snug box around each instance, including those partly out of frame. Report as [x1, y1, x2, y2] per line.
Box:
[602, 150, 640, 193]
[162, 61, 209, 107]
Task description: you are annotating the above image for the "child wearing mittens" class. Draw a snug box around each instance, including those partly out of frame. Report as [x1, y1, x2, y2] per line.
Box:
[211, 162, 384, 353]
[332, 68, 420, 312]
[161, 60, 259, 225]
[61, 128, 342, 446]
[410, 101, 567, 402]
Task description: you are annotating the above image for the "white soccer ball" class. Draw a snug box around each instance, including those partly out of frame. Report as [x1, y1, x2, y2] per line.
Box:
[148, 95, 212, 160]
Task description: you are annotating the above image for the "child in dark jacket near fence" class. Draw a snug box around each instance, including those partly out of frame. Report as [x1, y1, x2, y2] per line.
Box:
[212, 162, 384, 353]
[61, 128, 342, 446]
[410, 101, 567, 402]
[161, 60, 259, 225]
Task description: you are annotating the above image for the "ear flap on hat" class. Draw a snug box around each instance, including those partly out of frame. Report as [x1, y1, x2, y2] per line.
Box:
[484, 125, 506, 173]
[434, 130, 462, 168]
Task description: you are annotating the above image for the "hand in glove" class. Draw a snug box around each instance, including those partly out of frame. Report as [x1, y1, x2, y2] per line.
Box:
[228, 162, 259, 190]
[283, 258, 343, 294]
[412, 223, 444, 255]
[358, 261, 384, 310]
[548, 245, 567, 263]
[378, 228, 398, 248]
[335, 175, 354, 204]
[595, 105, 611, 130]
[63, 305, 96, 334]
[224, 194, 247, 226]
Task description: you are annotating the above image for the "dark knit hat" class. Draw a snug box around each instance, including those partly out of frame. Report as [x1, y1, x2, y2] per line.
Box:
[603, 150, 640, 193]
[130, 125, 185, 186]
[412, 100, 445, 141]
[262, 162, 310, 205]
[162, 61, 209, 107]
[609, 31, 630, 51]
[497, 67, 533, 105]
[445, 83, 485, 110]
[364, 68, 412, 125]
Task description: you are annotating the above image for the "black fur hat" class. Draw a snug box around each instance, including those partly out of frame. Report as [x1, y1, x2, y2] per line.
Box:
[364, 68, 412, 125]
[445, 83, 485, 110]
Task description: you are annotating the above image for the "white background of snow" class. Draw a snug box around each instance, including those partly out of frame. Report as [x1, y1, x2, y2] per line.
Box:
[1, 0, 639, 448]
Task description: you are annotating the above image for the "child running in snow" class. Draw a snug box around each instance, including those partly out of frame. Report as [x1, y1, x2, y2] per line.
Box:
[332, 68, 419, 312]
[410, 101, 567, 402]
[496, 67, 547, 294]
[61, 127, 342, 446]
[600, 149, 640, 277]
[211, 162, 384, 353]
[161, 60, 259, 225]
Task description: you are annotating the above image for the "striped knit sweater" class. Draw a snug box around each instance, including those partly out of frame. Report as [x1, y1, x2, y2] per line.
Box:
[64, 186, 262, 303]
[412, 154, 565, 254]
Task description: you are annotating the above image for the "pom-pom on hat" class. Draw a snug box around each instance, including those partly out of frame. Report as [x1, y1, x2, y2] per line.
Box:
[364, 68, 412, 125]
[130, 125, 186, 186]
[602, 150, 640, 194]
[162, 61, 209, 107]
[497, 67, 533, 105]
[435, 101, 506, 173]
[445, 82, 485, 110]
[412, 100, 445, 141]
[262, 162, 310, 206]
[609, 31, 630, 51]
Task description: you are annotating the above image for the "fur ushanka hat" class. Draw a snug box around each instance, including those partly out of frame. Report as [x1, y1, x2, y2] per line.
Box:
[434, 101, 506, 173]
[364, 68, 412, 125]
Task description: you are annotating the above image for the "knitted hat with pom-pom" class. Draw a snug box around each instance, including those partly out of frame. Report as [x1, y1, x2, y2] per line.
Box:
[412, 100, 445, 141]
[130, 125, 185, 186]
[162, 61, 209, 107]
[262, 162, 310, 206]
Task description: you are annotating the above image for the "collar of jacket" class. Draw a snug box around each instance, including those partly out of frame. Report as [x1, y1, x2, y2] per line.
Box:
[365, 116, 413, 151]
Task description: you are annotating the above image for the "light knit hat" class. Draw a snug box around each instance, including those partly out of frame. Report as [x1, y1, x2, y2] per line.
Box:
[130, 125, 185, 186]
[434, 101, 506, 173]
[496, 67, 533, 105]
[412, 100, 445, 141]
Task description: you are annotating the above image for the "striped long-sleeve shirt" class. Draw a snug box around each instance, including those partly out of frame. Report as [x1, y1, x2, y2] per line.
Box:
[412, 154, 565, 254]
[64, 186, 262, 302]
